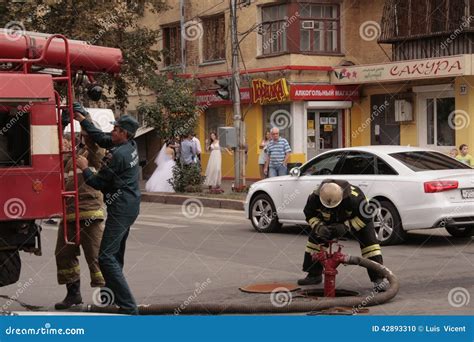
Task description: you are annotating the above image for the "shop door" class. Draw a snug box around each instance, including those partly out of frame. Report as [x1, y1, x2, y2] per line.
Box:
[370, 94, 400, 145]
[307, 110, 342, 160]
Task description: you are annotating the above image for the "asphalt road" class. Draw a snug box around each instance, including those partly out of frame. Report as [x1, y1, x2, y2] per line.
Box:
[1, 202, 473, 315]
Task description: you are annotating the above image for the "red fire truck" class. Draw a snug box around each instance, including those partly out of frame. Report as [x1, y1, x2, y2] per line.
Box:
[0, 30, 122, 287]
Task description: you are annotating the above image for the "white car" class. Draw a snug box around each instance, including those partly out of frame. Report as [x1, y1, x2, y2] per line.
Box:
[245, 146, 474, 245]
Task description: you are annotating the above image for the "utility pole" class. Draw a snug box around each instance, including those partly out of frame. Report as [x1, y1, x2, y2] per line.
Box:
[230, 0, 245, 188]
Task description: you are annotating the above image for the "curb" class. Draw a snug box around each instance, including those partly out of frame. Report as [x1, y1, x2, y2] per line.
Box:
[141, 192, 245, 211]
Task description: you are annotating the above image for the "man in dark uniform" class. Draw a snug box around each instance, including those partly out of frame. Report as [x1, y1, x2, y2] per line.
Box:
[298, 179, 386, 291]
[73, 102, 140, 315]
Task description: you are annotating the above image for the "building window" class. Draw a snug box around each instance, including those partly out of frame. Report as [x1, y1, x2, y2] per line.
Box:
[261, 4, 287, 55]
[202, 15, 226, 62]
[263, 104, 291, 143]
[205, 107, 227, 141]
[299, 4, 340, 53]
[426, 97, 455, 146]
[163, 25, 181, 67]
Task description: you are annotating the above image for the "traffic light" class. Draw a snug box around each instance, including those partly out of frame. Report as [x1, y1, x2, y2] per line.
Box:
[214, 78, 231, 100]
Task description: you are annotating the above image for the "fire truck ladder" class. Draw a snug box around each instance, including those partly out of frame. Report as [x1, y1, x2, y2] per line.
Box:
[0, 34, 81, 246]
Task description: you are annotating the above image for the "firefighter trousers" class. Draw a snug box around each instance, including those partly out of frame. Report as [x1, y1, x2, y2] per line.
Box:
[55, 219, 105, 287]
[303, 222, 383, 282]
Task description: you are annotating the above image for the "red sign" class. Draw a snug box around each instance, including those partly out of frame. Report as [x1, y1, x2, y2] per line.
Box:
[290, 85, 359, 101]
[252, 78, 289, 104]
[195, 88, 251, 107]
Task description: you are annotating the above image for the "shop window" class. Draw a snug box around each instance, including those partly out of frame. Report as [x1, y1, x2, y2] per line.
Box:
[0, 105, 31, 167]
[163, 24, 181, 67]
[299, 3, 340, 53]
[426, 97, 455, 146]
[205, 107, 227, 141]
[261, 4, 287, 55]
[262, 104, 291, 143]
[202, 15, 226, 62]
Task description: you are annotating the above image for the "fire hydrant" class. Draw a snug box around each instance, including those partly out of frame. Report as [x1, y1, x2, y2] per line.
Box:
[312, 240, 346, 297]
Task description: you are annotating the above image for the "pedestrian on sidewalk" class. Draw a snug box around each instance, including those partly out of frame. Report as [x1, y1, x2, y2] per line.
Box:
[55, 118, 106, 310]
[192, 133, 202, 164]
[180, 132, 197, 166]
[456, 144, 473, 166]
[258, 131, 271, 179]
[264, 127, 291, 178]
[448, 147, 458, 159]
[73, 102, 140, 315]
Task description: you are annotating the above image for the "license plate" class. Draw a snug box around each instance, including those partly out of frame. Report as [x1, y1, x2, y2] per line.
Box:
[461, 188, 474, 199]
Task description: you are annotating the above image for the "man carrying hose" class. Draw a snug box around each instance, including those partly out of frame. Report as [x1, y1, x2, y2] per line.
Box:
[298, 179, 387, 291]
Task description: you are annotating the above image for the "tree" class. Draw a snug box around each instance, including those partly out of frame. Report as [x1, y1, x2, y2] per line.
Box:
[0, 0, 167, 111]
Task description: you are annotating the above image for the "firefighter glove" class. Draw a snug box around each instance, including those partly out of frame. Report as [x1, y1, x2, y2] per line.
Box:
[73, 102, 89, 116]
[61, 108, 70, 130]
[314, 224, 332, 241]
[328, 223, 349, 239]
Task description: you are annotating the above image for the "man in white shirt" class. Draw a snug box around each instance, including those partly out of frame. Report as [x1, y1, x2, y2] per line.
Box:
[192, 133, 202, 164]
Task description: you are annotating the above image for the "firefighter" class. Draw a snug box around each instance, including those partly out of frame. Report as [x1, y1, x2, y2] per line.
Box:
[298, 179, 387, 291]
[73, 102, 140, 315]
[55, 117, 106, 310]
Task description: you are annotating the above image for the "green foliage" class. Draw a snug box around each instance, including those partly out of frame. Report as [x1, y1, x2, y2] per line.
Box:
[137, 73, 199, 140]
[169, 163, 204, 193]
[0, 0, 167, 111]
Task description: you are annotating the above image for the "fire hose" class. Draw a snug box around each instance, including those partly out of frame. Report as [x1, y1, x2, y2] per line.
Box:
[76, 255, 399, 315]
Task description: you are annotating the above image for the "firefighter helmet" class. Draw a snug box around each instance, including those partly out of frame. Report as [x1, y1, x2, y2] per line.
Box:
[319, 182, 343, 208]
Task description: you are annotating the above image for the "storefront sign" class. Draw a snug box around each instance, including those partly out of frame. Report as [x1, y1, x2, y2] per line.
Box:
[195, 88, 251, 107]
[291, 85, 359, 100]
[331, 55, 468, 84]
[252, 78, 289, 104]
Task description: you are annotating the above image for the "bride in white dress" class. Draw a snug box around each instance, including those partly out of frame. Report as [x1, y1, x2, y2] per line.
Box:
[204, 132, 223, 189]
[145, 142, 176, 193]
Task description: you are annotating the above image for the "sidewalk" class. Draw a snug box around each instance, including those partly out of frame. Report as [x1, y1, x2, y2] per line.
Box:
[140, 179, 257, 211]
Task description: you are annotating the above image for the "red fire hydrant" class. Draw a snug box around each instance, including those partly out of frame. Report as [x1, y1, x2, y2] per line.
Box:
[312, 240, 346, 297]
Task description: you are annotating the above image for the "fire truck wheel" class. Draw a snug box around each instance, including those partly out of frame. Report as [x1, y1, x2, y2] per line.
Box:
[0, 250, 21, 287]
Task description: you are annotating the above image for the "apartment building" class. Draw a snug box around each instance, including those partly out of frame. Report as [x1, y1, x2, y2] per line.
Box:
[133, 0, 391, 179]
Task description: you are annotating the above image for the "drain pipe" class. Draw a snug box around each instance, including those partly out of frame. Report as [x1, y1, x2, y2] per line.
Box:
[77, 256, 398, 315]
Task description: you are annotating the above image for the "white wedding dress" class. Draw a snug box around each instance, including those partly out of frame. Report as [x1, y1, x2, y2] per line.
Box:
[204, 141, 222, 187]
[145, 144, 176, 193]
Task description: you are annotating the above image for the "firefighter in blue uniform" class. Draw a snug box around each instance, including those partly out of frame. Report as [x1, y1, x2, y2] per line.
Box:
[73, 102, 140, 315]
[298, 179, 387, 291]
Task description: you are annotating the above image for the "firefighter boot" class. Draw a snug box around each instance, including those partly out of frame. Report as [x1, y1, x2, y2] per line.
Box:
[54, 280, 83, 310]
[297, 273, 323, 286]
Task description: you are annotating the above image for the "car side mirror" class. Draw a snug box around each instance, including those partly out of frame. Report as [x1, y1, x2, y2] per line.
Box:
[290, 167, 301, 177]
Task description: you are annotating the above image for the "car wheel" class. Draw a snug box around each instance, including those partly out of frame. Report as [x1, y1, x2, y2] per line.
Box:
[0, 250, 21, 287]
[250, 193, 282, 233]
[373, 201, 405, 246]
[445, 226, 474, 238]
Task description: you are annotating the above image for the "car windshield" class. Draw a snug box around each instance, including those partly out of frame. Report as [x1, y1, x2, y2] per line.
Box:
[390, 151, 471, 171]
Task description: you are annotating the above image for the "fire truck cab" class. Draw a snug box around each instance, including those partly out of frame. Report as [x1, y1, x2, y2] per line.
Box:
[0, 30, 122, 287]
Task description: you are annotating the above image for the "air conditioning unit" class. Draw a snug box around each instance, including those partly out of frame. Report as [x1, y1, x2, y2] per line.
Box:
[394, 99, 413, 122]
[301, 20, 314, 29]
